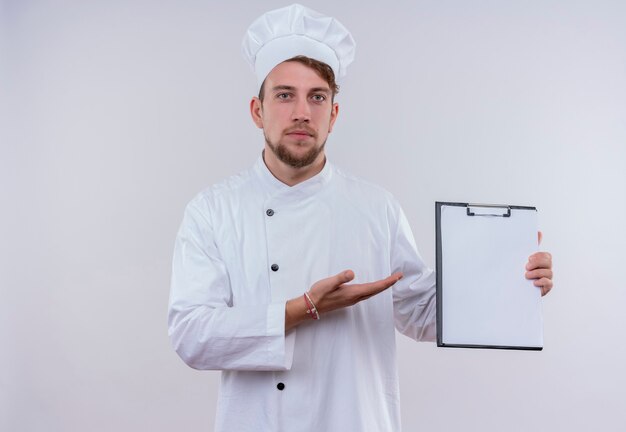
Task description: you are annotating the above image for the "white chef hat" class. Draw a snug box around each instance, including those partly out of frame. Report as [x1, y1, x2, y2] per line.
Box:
[242, 3, 356, 92]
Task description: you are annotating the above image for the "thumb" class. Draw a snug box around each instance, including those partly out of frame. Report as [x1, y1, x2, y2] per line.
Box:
[335, 269, 355, 285]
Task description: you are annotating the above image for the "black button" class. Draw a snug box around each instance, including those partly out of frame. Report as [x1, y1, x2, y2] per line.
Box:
[266, 209, 274, 216]
[271, 264, 279, 272]
[277, 382, 285, 391]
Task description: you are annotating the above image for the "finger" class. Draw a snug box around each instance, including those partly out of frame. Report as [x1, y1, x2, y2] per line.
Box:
[526, 252, 552, 271]
[538, 231, 543, 246]
[389, 272, 404, 283]
[349, 272, 402, 290]
[371, 272, 403, 288]
[525, 268, 553, 281]
[353, 273, 403, 297]
[533, 277, 553, 296]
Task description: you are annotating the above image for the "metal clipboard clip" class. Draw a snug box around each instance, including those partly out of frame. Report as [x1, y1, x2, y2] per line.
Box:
[466, 203, 511, 218]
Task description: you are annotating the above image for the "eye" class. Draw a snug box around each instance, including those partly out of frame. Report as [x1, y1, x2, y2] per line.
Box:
[311, 94, 326, 102]
[276, 93, 292, 100]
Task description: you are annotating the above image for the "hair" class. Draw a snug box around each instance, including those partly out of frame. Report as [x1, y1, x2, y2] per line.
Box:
[258, 55, 340, 102]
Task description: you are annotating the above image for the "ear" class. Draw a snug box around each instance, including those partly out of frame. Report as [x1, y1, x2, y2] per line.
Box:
[250, 97, 264, 129]
[328, 102, 339, 133]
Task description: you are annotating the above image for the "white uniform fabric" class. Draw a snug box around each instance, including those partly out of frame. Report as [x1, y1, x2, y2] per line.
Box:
[168, 155, 437, 432]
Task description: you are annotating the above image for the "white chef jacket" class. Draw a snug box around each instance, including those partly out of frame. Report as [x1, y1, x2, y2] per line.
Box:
[168, 155, 437, 432]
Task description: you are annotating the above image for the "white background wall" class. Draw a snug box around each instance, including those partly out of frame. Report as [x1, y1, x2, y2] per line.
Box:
[2, 1, 625, 431]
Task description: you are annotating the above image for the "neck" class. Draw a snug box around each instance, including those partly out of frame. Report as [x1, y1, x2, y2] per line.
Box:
[262, 148, 326, 187]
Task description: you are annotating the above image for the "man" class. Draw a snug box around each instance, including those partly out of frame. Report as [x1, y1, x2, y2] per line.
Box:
[168, 4, 553, 431]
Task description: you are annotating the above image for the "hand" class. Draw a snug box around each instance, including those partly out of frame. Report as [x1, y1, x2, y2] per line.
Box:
[284, 270, 403, 330]
[525, 231, 553, 296]
[308, 270, 404, 314]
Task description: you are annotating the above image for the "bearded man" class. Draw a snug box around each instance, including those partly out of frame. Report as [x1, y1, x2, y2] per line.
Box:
[168, 5, 554, 431]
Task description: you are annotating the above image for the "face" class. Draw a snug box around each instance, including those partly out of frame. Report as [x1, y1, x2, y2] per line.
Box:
[250, 61, 339, 169]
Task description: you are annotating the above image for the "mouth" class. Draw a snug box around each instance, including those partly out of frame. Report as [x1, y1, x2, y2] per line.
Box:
[285, 128, 315, 138]
[287, 132, 312, 138]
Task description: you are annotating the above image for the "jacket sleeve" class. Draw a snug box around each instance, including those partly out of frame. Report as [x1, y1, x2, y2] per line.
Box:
[167, 198, 294, 371]
[390, 200, 437, 342]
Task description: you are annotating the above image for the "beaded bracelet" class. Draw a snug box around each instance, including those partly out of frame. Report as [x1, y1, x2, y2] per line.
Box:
[303, 292, 320, 320]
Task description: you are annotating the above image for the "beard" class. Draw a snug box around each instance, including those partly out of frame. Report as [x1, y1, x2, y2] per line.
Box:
[265, 133, 326, 169]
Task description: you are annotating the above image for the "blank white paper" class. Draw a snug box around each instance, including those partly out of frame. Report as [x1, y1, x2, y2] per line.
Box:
[440, 204, 543, 348]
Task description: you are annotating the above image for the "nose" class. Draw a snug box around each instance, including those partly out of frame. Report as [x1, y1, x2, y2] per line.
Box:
[291, 96, 311, 123]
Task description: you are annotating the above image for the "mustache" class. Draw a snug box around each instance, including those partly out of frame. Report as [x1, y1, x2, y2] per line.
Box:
[284, 124, 317, 137]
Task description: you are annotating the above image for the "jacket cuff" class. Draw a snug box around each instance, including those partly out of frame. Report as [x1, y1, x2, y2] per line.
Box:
[266, 301, 295, 370]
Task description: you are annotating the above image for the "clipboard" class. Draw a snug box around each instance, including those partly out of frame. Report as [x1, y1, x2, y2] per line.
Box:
[436, 202, 543, 350]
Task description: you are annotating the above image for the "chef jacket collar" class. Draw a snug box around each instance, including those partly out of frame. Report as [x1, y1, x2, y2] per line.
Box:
[254, 152, 333, 201]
